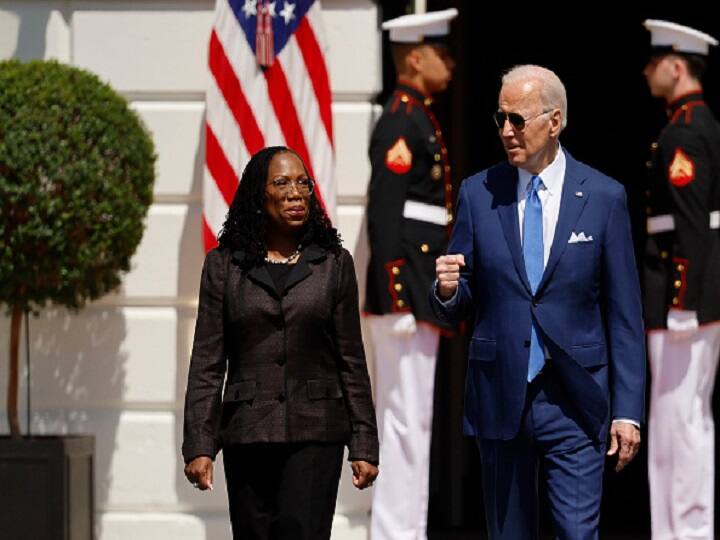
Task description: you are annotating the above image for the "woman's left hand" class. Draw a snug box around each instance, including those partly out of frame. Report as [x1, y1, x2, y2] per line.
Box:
[351, 460, 379, 490]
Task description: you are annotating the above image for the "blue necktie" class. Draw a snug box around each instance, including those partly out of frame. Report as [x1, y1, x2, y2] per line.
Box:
[523, 175, 545, 381]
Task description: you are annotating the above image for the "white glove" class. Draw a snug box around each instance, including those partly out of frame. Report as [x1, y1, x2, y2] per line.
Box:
[667, 309, 699, 340]
[391, 313, 417, 335]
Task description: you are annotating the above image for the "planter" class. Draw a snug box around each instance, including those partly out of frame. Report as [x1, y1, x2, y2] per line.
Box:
[0, 435, 94, 540]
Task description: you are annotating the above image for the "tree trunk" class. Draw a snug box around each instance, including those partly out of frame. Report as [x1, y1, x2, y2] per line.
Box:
[7, 303, 22, 438]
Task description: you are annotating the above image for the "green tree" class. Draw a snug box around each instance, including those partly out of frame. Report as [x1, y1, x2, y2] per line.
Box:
[0, 60, 156, 437]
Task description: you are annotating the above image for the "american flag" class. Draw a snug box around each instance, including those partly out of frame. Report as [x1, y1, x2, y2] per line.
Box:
[203, 0, 335, 251]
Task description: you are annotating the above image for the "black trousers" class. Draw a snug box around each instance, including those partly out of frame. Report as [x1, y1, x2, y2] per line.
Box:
[223, 442, 344, 540]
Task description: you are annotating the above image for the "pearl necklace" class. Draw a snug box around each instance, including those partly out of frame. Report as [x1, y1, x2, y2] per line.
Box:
[264, 245, 301, 265]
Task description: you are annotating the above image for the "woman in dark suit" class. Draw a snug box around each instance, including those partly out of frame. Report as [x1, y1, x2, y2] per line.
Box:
[182, 146, 379, 539]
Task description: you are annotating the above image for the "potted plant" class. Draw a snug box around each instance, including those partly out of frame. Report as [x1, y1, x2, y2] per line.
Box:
[0, 59, 156, 539]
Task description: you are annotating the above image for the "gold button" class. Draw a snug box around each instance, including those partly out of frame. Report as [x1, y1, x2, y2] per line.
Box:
[435, 129, 442, 137]
[396, 299, 405, 308]
[446, 202, 453, 209]
[424, 97, 433, 107]
[660, 250, 669, 259]
[445, 184, 452, 191]
[435, 153, 441, 162]
[447, 213, 453, 223]
[672, 297, 679, 305]
[646, 161, 652, 169]
[445, 165, 451, 172]
[400, 95, 409, 103]
[681, 104, 688, 110]
[674, 280, 682, 288]
[677, 264, 685, 271]
[431, 164, 443, 181]
[392, 266, 400, 275]
[394, 283, 403, 292]
[420, 243, 429, 253]
[646, 207, 652, 215]
[441, 147, 447, 155]
[651, 142, 658, 150]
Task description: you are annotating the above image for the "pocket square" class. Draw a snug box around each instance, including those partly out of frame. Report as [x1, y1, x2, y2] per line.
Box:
[568, 231, 593, 243]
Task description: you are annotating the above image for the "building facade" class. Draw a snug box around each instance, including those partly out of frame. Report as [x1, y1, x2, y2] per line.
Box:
[0, 1, 382, 538]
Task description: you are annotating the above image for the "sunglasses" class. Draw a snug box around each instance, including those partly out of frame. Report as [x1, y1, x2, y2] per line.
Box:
[493, 108, 553, 131]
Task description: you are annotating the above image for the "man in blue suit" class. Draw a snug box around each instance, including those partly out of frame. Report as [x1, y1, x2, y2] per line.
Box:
[430, 65, 646, 539]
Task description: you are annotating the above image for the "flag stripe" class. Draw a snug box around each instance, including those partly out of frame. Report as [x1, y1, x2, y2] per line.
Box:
[295, 17, 333, 144]
[263, 61, 329, 212]
[203, 215, 219, 251]
[205, 76, 248, 179]
[215, 3, 286, 147]
[278, 36, 333, 210]
[263, 62, 315, 178]
[209, 30, 265, 155]
[203, 0, 335, 253]
[203, 165, 231, 249]
[205, 123, 239, 206]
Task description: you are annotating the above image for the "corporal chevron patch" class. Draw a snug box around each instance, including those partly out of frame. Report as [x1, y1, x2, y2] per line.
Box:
[668, 148, 695, 187]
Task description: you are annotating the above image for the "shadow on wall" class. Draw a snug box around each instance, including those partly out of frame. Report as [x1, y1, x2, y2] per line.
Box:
[174, 112, 234, 538]
[11, 7, 49, 61]
[0, 6, 126, 538]
[0, 307, 127, 539]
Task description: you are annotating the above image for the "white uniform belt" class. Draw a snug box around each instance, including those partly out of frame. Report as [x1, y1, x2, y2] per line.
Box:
[402, 200, 448, 226]
[647, 211, 720, 234]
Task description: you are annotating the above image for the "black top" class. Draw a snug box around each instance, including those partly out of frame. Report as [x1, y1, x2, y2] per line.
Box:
[266, 261, 293, 294]
[643, 91, 720, 328]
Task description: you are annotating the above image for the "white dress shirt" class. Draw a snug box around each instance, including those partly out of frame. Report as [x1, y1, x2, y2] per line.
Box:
[517, 145, 565, 267]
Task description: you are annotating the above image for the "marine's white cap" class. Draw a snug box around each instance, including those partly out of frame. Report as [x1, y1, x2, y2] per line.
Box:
[644, 19, 718, 56]
[381, 8, 458, 44]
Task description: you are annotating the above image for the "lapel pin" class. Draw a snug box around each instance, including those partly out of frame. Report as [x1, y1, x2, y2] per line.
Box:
[575, 191, 583, 197]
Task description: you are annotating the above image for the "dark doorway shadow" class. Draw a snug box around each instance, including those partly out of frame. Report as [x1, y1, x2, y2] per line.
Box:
[372, 1, 720, 537]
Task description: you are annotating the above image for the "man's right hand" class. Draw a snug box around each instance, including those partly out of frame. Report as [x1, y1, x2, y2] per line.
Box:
[435, 254, 465, 300]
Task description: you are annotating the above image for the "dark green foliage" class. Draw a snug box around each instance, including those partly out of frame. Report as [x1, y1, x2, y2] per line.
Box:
[0, 60, 156, 312]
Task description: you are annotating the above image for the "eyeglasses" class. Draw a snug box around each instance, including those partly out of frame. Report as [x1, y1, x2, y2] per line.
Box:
[493, 108, 553, 131]
[268, 177, 314, 195]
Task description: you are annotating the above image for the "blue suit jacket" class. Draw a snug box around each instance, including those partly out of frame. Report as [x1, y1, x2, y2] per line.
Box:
[430, 151, 646, 442]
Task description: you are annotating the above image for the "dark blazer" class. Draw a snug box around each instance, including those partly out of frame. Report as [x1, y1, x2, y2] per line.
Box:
[430, 151, 646, 442]
[182, 244, 379, 465]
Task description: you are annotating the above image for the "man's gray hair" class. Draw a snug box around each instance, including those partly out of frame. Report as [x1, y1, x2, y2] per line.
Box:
[502, 65, 568, 130]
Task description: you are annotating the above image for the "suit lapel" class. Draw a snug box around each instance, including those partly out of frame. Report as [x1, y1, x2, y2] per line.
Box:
[246, 265, 278, 297]
[236, 245, 328, 297]
[536, 153, 589, 294]
[494, 167, 531, 293]
[232, 250, 277, 295]
[281, 244, 328, 293]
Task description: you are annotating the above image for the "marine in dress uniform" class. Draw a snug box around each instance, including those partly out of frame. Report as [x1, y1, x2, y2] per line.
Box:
[642, 19, 720, 540]
[364, 8, 458, 540]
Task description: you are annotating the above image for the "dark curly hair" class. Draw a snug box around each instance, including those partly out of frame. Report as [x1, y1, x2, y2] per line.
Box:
[217, 146, 342, 268]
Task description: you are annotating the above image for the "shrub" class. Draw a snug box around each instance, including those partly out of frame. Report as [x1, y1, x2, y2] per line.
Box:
[0, 60, 156, 436]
